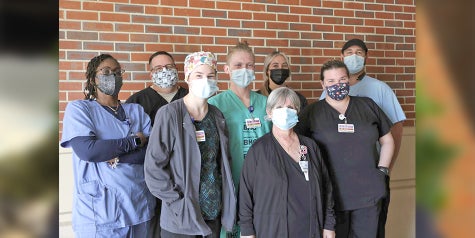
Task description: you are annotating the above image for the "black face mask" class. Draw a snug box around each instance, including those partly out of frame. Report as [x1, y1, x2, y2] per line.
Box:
[269, 69, 290, 85]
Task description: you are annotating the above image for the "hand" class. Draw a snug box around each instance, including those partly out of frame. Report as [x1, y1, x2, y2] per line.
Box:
[135, 132, 148, 147]
[323, 229, 335, 238]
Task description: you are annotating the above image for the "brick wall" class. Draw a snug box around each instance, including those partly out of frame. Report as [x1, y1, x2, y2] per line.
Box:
[59, 0, 416, 137]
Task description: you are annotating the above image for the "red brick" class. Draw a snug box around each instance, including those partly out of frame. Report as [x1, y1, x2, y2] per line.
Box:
[132, 15, 160, 24]
[146, 25, 173, 34]
[266, 39, 289, 47]
[188, 36, 214, 44]
[145, 6, 173, 15]
[59, 40, 82, 50]
[115, 23, 144, 33]
[323, 17, 343, 25]
[131, 0, 159, 4]
[278, 14, 299, 22]
[376, 28, 395, 35]
[355, 26, 375, 34]
[334, 9, 355, 17]
[100, 33, 130, 42]
[100, 13, 130, 22]
[192, 1, 215, 8]
[216, 1, 241, 10]
[162, 16, 188, 25]
[202, 10, 227, 19]
[68, 31, 98, 41]
[188, 17, 216, 27]
[343, 2, 364, 10]
[202, 28, 226, 36]
[385, 5, 403, 12]
[253, 30, 277, 38]
[267, 22, 289, 30]
[243, 3, 266, 12]
[145, 44, 174, 53]
[278, 31, 299, 39]
[229, 11, 252, 20]
[83, 22, 114, 31]
[161, 0, 187, 7]
[67, 11, 98, 21]
[322, 1, 342, 8]
[301, 0, 322, 7]
[60, 81, 83, 91]
[60, 20, 81, 30]
[60, 0, 81, 10]
[301, 15, 322, 24]
[243, 21, 265, 29]
[290, 6, 312, 15]
[83, 2, 113, 11]
[130, 34, 159, 43]
[174, 8, 201, 17]
[253, 12, 276, 21]
[83, 42, 114, 51]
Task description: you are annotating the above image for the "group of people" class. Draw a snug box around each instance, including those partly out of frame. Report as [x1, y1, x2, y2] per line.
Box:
[61, 38, 406, 238]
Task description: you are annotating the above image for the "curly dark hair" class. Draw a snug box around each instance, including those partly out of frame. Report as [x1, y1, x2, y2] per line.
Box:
[83, 54, 118, 99]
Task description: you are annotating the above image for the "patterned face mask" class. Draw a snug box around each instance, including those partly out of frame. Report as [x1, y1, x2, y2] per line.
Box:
[97, 74, 123, 96]
[152, 68, 178, 88]
[326, 82, 350, 101]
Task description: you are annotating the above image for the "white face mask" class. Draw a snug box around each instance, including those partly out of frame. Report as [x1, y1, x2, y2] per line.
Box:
[231, 68, 255, 88]
[189, 78, 219, 99]
[343, 54, 365, 74]
[271, 107, 299, 130]
[152, 68, 178, 88]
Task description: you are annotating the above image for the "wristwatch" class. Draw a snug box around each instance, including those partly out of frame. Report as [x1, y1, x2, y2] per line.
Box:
[134, 136, 142, 147]
[378, 166, 390, 176]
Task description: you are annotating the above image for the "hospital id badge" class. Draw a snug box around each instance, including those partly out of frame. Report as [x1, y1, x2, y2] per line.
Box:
[338, 123, 355, 133]
[245, 118, 261, 129]
[299, 160, 309, 181]
[195, 130, 206, 142]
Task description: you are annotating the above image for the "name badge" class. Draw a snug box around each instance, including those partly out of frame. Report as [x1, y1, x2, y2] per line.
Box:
[338, 123, 355, 133]
[299, 160, 309, 181]
[245, 118, 262, 129]
[195, 130, 206, 142]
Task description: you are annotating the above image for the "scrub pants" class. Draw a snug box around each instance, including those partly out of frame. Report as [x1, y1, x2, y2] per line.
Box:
[75, 219, 153, 238]
[161, 219, 221, 238]
[377, 175, 391, 238]
[335, 201, 382, 238]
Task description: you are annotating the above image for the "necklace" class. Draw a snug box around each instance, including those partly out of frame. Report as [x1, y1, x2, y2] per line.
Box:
[106, 105, 119, 114]
[275, 134, 300, 161]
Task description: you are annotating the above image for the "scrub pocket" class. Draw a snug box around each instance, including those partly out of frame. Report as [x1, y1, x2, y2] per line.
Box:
[79, 180, 122, 226]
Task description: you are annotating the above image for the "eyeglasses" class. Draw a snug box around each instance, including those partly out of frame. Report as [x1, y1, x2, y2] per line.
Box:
[97, 67, 125, 76]
[151, 64, 176, 73]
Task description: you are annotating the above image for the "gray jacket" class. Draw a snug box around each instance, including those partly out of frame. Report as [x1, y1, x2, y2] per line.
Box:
[144, 99, 236, 236]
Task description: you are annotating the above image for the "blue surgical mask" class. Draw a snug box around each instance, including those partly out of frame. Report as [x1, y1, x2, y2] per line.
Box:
[271, 107, 299, 130]
[97, 74, 122, 96]
[189, 78, 219, 99]
[231, 68, 255, 88]
[343, 54, 365, 74]
[152, 68, 178, 88]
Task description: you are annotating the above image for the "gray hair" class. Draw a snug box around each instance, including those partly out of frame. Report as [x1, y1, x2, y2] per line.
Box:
[266, 87, 301, 114]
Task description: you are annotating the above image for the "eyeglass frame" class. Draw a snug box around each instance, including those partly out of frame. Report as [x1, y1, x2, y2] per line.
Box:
[150, 64, 177, 73]
[97, 67, 125, 77]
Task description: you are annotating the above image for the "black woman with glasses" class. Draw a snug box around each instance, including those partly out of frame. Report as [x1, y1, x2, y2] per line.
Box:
[126, 51, 188, 126]
[61, 54, 157, 238]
